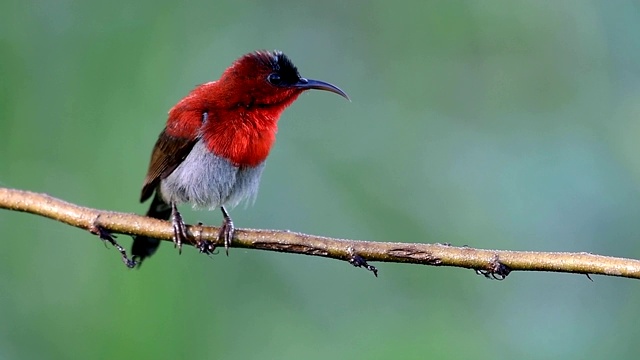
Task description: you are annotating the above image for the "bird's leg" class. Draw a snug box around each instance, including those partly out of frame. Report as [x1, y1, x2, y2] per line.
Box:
[171, 202, 189, 254]
[218, 206, 234, 255]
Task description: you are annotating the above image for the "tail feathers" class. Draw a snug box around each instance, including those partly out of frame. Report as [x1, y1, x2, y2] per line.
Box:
[131, 191, 171, 266]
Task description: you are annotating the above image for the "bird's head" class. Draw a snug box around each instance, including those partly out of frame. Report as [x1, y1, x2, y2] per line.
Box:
[217, 50, 349, 109]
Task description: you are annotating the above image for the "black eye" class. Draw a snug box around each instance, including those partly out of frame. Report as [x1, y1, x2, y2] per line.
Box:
[267, 73, 282, 85]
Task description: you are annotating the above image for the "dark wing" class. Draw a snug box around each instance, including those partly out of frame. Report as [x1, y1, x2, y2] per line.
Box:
[140, 130, 198, 203]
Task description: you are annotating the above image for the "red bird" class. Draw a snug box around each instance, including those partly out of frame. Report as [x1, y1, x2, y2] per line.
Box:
[130, 50, 349, 266]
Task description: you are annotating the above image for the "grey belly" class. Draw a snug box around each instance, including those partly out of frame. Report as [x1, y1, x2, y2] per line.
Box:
[159, 140, 265, 209]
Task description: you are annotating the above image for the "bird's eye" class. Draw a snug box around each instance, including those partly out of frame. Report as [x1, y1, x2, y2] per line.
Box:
[267, 73, 282, 86]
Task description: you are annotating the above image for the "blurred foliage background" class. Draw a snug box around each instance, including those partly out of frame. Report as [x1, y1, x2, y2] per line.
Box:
[2, 0, 640, 359]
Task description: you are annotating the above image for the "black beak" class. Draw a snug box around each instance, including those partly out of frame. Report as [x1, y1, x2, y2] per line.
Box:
[294, 78, 350, 101]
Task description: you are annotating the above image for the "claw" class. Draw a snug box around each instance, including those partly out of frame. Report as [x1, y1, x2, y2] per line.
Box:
[219, 206, 235, 255]
[171, 203, 189, 254]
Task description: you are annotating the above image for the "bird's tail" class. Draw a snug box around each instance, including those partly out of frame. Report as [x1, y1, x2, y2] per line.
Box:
[131, 191, 171, 267]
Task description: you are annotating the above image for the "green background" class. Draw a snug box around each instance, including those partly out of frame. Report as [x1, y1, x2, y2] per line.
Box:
[2, 0, 640, 359]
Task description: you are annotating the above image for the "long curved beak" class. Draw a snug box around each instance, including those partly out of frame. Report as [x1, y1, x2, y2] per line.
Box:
[295, 78, 350, 101]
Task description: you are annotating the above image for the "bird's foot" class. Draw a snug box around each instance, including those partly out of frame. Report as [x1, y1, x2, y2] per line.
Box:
[171, 204, 189, 254]
[347, 247, 378, 277]
[219, 206, 234, 255]
[90, 218, 136, 268]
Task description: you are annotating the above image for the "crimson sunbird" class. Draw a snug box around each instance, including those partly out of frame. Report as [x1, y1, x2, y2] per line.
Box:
[130, 50, 349, 266]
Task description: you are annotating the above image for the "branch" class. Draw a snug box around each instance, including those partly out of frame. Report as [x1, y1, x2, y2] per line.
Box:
[1, 186, 639, 279]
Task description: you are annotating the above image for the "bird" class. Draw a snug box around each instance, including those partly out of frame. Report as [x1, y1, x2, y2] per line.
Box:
[130, 50, 349, 267]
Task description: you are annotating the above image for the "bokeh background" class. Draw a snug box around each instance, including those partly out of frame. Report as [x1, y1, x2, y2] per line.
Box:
[2, 0, 640, 359]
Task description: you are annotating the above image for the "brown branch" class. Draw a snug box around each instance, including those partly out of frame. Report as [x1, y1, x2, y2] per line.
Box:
[1, 186, 639, 279]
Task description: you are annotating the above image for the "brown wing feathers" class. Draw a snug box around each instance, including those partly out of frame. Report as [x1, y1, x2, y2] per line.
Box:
[140, 130, 198, 203]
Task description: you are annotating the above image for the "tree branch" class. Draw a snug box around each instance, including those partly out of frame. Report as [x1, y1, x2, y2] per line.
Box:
[1, 186, 639, 279]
